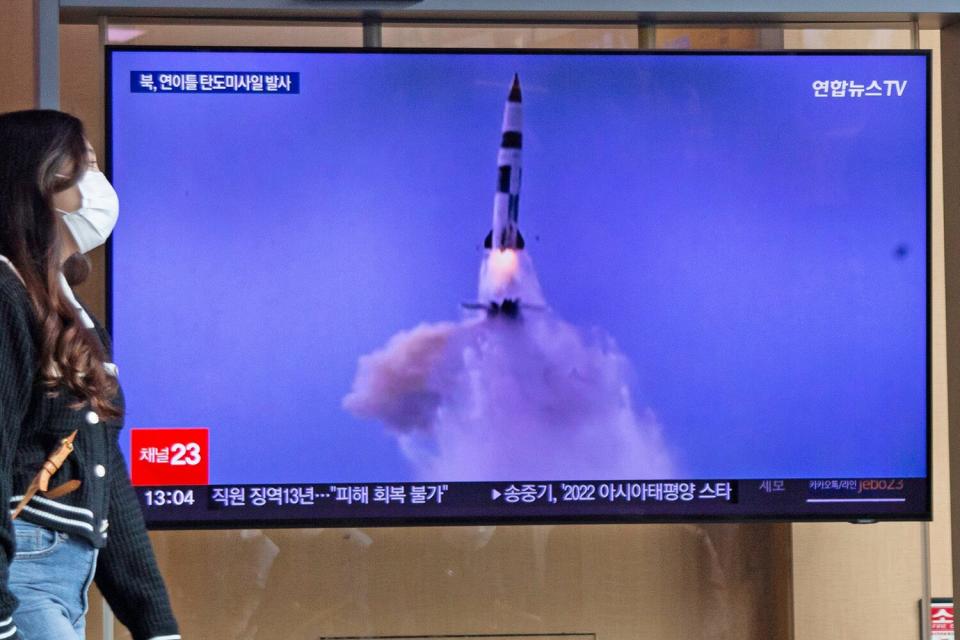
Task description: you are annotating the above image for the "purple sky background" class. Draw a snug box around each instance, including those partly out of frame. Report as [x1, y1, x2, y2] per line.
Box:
[109, 50, 928, 483]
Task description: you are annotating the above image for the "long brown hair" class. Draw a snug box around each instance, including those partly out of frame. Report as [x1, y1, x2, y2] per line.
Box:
[0, 110, 119, 418]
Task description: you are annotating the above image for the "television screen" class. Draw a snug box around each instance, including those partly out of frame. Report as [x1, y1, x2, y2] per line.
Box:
[107, 47, 930, 527]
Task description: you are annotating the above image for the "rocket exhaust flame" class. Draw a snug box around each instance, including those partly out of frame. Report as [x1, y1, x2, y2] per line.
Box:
[342, 75, 675, 481]
[486, 249, 519, 286]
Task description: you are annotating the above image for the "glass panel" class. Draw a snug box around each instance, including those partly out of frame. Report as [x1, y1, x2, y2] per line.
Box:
[654, 26, 783, 49]
[919, 25, 953, 605]
[381, 24, 639, 49]
[104, 19, 362, 47]
[788, 24, 936, 640]
[782, 27, 913, 49]
[792, 522, 930, 639]
[54, 19, 937, 640]
[143, 523, 791, 639]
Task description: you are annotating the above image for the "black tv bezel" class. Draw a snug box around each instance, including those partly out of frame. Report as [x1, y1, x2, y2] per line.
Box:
[105, 45, 933, 530]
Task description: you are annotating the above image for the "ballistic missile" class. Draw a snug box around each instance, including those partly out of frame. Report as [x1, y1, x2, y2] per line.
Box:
[465, 74, 546, 319]
[484, 74, 525, 251]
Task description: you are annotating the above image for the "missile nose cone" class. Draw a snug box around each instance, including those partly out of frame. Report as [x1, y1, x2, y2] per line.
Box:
[508, 73, 522, 103]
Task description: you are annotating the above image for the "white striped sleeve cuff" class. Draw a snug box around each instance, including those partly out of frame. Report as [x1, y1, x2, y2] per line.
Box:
[0, 616, 17, 639]
[147, 635, 181, 640]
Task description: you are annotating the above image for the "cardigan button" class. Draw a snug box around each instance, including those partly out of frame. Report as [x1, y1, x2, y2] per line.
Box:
[85, 411, 100, 425]
[94, 464, 106, 477]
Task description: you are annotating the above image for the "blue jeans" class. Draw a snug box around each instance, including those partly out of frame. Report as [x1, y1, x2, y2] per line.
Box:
[8, 520, 99, 640]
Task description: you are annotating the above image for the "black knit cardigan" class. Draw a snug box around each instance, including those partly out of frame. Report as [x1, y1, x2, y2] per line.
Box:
[0, 266, 180, 640]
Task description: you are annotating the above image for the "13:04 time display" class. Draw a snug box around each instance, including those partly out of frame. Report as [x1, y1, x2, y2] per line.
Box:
[143, 489, 196, 507]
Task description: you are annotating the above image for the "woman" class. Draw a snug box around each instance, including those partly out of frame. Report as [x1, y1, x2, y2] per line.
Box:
[0, 110, 180, 640]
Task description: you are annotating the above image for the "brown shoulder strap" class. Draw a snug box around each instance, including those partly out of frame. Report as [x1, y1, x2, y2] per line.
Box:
[11, 430, 81, 519]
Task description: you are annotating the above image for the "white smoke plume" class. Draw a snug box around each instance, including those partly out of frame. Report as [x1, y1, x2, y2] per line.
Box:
[342, 252, 675, 481]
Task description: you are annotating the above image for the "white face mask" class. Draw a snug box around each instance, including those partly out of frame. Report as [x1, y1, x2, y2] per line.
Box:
[56, 170, 120, 254]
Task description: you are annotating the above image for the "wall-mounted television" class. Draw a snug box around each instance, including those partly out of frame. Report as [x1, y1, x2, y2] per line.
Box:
[107, 47, 930, 528]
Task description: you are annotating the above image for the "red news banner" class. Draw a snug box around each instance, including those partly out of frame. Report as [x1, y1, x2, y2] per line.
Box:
[932, 602, 954, 640]
[131, 428, 209, 486]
